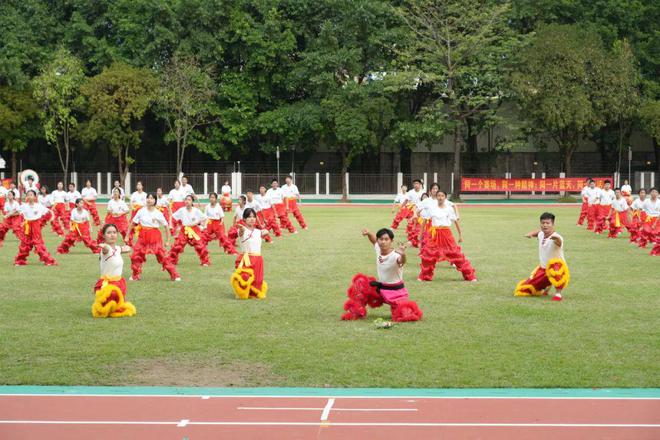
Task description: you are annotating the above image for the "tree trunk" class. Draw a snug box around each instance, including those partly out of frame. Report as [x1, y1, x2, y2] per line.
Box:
[339, 148, 349, 202]
[11, 151, 17, 181]
[451, 125, 461, 200]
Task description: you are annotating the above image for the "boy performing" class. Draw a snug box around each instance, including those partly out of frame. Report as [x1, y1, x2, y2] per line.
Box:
[584, 180, 600, 231]
[607, 188, 630, 238]
[0, 190, 22, 247]
[169, 195, 210, 267]
[267, 180, 296, 234]
[98, 189, 130, 243]
[92, 224, 136, 318]
[514, 212, 570, 302]
[595, 180, 614, 234]
[15, 190, 57, 266]
[57, 198, 101, 254]
[282, 175, 307, 229]
[230, 208, 269, 300]
[341, 228, 423, 323]
[391, 180, 424, 229]
[576, 178, 591, 226]
[82, 180, 101, 226]
[203, 193, 237, 254]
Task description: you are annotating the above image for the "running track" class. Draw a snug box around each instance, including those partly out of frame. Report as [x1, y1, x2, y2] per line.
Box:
[1, 387, 659, 439]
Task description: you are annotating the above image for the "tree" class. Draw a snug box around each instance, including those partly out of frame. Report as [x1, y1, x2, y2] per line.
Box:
[155, 54, 219, 175]
[511, 24, 631, 175]
[81, 62, 157, 185]
[398, 0, 516, 198]
[32, 48, 85, 182]
[0, 86, 40, 179]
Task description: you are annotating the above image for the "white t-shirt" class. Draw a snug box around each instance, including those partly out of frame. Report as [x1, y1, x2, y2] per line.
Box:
[239, 228, 263, 254]
[0, 187, 7, 198]
[67, 190, 81, 203]
[70, 208, 91, 223]
[132, 207, 167, 227]
[107, 199, 129, 216]
[112, 186, 125, 198]
[81, 187, 98, 200]
[394, 193, 406, 204]
[611, 198, 629, 213]
[245, 199, 261, 212]
[130, 191, 147, 207]
[221, 185, 231, 195]
[375, 243, 403, 284]
[168, 188, 186, 203]
[38, 194, 52, 208]
[405, 189, 425, 206]
[538, 232, 565, 269]
[580, 186, 589, 200]
[282, 184, 300, 198]
[621, 184, 632, 195]
[631, 198, 646, 211]
[428, 203, 457, 227]
[256, 194, 271, 210]
[99, 245, 123, 278]
[205, 204, 225, 220]
[50, 190, 68, 204]
[19, 202, 49, 221]
[156, 196, 169, 208]
[172, 207, 206, 227]
[3, 200, 20, 215]
[642, 198, 660, 217]
[181, 184, 195, 196]
[418, 197, 434, 219]
[234, 206, 245, 221]
[23, 182, 39, 193]
[266, 188, 284, 204]
[599, 189, 615, 206]
[585, 187, 601, 205]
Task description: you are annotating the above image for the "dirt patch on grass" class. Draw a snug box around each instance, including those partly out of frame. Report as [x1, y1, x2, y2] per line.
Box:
[120, 357, 282, 387]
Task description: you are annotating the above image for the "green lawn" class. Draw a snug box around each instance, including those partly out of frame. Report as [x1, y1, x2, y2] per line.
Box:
[0, 205, 658, 388]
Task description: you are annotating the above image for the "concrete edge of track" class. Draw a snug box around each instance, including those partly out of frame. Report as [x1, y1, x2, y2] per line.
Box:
[1, 386, 658, 399]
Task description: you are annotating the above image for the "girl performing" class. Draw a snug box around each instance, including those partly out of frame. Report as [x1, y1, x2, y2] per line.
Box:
[230, 208, 269, 299]
[98, 189, 130, 242]
[341, 228, 423, 322]
[15, 190, 57, 266]
[256, 185, 282, 237]
[168, 180, 186, 231]
[267, 180, 296, 233]
[282, 175, 307, 229]
[156, 187, 172, 232]
[92, 224, 136, 318]
[169, 195, 210, 266]
[0, 190, 22, 246]
[203, 193, 237, 254]
[51, 182, 70, 231]
[221, 180, 233, 212]
[130, 193, 180, 281]
[127, 181, 147, 244]
[418, 191, 477, 282]
[82, 180, 101, 226]
[39, 185, 63, 236]
[57, 198, 100, 254]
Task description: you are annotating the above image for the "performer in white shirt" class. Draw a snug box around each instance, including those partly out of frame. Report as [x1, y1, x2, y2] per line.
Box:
[230, 207, 269, 299]
[340, 227, 422, 322]
[391, 185, 408, 213]
[0, 184, 8, 213]
[607, 188, 630, 238]
[0, 190, 22, 246]
[22, 175, 39, 200]
[282, 175, 307, 230]
[57, 198, 100, 254]
[620, 179, 633, 205]
[246, 191, 272, 243]
[155, 187, 172, 232]
[14, 190, 57, 266]
[129, 193, 180, 281]
[81, 180, 101, 226]
[168, 179, 187, 233]
[202, 193, 237, 254]
[128, 181, 148, 245]
[220, 180, 232, 212]
[51, 182, 70, 231]
[391, 180, 424, 229]
[66, 182, 82, 210]
[629, 189, 647, 245]
[584, 179, 601, 231]
[98, 189, 130, 243]
[514, 212, 569, 302]
[180, 175, 195, 197]
[92, 223, 135, 318]
[418, 190, 477, 282]
[595, 180, 615, 234]
[112, 180, 125, 199]
[576, 178, 590, 226]
[256, 185, 281, 237]
[641, 187, 659, 254]
[266, 179, 296, 233]
[169, 194, 210, 266]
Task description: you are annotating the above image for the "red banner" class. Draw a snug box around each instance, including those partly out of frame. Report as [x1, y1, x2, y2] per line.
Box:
[461, 177, 613, 193]
[1, 178, 11, 189]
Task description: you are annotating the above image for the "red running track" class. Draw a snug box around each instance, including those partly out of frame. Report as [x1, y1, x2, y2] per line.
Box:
[1, 394, 659, 440]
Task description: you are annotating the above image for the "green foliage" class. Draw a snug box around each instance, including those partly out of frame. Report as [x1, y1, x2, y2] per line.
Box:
[639, 100, 660, 143]
[0, 86, 40, 155]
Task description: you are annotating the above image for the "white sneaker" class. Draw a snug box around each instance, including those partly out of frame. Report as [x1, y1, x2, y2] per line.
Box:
[202, 264, 209, 267]
[174, 277, 182, 282]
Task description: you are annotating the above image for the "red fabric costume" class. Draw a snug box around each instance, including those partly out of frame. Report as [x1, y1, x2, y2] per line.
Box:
[203, 218, 237, 254]
[391, 203, 414, 229]
[285, 197, 307, 229]
[168, 225, 210, 266]
[57, 220, 100, 254]
[341, 273, 422, 322]
[84, 200, 101, 226]
[130, 226, 179, 280]
[15, 213, 57, 266]
[418, 227, 476, 281]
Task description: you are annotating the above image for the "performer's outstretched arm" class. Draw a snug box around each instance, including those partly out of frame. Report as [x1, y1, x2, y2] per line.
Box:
[361, 228, 377, 245]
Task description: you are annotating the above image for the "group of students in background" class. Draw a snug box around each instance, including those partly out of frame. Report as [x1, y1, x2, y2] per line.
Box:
[577, 178, 660, 256]
[0, 174, 308, 317]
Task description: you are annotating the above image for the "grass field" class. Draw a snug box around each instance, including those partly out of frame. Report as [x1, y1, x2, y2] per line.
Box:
[0, 205, 658, 388]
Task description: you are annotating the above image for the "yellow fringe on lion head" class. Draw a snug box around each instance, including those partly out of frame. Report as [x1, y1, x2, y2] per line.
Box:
[92, 283, 136, 318]
[545, 258, 570, 289]
[250, 281, 268, 299]
[230, 267, 255, 299]
[513, 266, 543, 296]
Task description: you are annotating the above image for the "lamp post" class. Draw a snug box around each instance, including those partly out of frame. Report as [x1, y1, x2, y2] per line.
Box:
[628, 146, 632, 183]
[276, 147, 280, 181]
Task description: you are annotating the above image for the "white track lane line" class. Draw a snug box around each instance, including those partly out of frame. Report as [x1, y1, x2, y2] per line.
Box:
[237, 407, 417, 412]
[1, 394, 657, 400]
[320, 398, 335, 421]
[177, 419, 189, 427]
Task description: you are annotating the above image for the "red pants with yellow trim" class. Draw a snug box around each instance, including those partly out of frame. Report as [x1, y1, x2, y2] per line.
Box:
[407, 217, 422, 248]
[391, 205, 413, 229]
[97, 214, 129, 242]
[594, 205, 610, 234]
[259, 207, 281, 237]
[157, 206, 171, 229]
[641, 217, 658, 252]
[15, 218, 56, 266]
[577, 201, 588, 225]
[273, 203, 296, 233]
[168, 225, 210, 265]
[57, 221, 100, 254]
[231, 253, 267, 299]
[84, 200, 101, 226]
[285, 198, 307, 229]
[203, 219, 236, 254]
[514, 260, 570, 296]
[607, 211, 629, 238]
[628, 212, 645, 243]
[92, 278, 136, 318]
[221, 194, 232, 212]
[127, 207, 143, 244]
[52, 203, 70, 231]
[0, 197, 4, 213]
[130, 227, 179, 280]
[419, 227, 476, 281]
[0, 215, 23, 244]
[586, 205, 597, 230]
[170, 202, 185, 231]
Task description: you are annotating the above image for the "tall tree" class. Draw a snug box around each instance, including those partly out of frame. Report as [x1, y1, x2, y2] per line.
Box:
[81, 62, 157, 185]
[398, 0, 515, 198]
[32, 48, 85, 183]
[0, 86, 40, 179]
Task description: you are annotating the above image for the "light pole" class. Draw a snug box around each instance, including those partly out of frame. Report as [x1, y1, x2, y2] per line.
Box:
[276, 147, 280, 181]
[628, 146, 632, 184]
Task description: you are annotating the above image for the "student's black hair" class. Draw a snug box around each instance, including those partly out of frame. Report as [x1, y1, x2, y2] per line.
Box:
[182, 175, 188, 180]
[85, 179, 92, 184]
[429, 182, 440, 192]
[376, 228, 394, 239]
[239, 195, 247, 202]
[26, 189, 37, 197]
[27, 175, 34, 181]
[146, 193, 157, 201]
[185, 194, 195, 202]
[259, 184, 267, 189]
[540, 212, 555, 222]
[285, 175, 293, 180]
[437, 190, 448, 197]
[650, 187, 658, 193]
[271, 178, 279, 183]
[412, 179, 422, 184]
[639, 188, 646, 194]
[40, 185, 49, 192]
[243, 208, 257, 219]
[209, 192, 218, 199]
[421, 193, 429, 200]
[400, 184, 407, 189]
[101, 223, 118, 236]
[588, 179, 595, 184]
[75, 198, 83, 206]
[614, 187, 621, 191]
[68, 182, 75, 187]
[604, 179, 611, 185]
